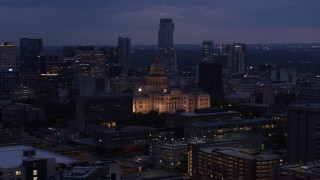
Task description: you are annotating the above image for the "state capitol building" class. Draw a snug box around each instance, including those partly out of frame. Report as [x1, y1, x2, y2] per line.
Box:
[133, 56, 210, 114]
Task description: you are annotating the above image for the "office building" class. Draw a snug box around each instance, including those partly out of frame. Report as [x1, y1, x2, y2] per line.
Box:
[188, 146, 283, 179]
[198, 61, 224, 106]
[75, 93, 132, 130]
[75, 50, 106, 78]
[118, 36, 131, 76]
[62, 45, 75, 58]
[231, 43, 246, 75]
[184, 118, 278, 138]
[20, 38, 43, 73]
[2, 103, 46, 125]
[166, 108, 241, 128]
[202, 40, 214, 61]
[100, 46, 119, 65]
[93, 125, 159, 147]
[0, 42, 16, 68]
[0, 128, 22, 146]
[271, 68, 297, 84]
[298, 82, 320, 103]
[158, 18, 176, 76]
[287, 104, 320, 163]
[0, 145, 75, 180]
[0, 42, 16, 93]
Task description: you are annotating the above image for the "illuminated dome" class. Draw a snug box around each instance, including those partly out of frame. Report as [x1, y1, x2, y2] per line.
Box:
[149, 61, 166, 77]
[146, 56, 168, 92]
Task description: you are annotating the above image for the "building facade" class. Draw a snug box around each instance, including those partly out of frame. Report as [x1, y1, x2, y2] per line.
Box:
[287, 104, 320, 163]
[158, 18, 176, 76]
[188, 146, 283, 179]
[198, 61, 224, 106]
[232, 43, 246, 75]
[20, 38, 43, 74]
[133, 59, 210, 114]
[118, 36, 131, 76]
[202, 40, 214, 61]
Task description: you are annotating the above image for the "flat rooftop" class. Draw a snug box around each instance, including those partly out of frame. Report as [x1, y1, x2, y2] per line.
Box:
[95, 125, 157, 133]
[277, 161, 320, 177]
[200, 147, 281, 161]
[185, 118, 274, 128]
[122, 169, 183, 180]
[169, 111, 239, 117]
[0, 145, 75, 168]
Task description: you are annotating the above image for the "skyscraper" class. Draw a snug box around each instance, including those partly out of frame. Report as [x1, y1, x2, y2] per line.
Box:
[118, 36, 131, 76]
[20, 38, 43, 73]
[0, 42, 16, 68]
[0, 42, 16, 92]
[202, 40, 214, 61]
[231, 43, 246, 75]
[287, 104, 320, 163]
[158, 18, 176, 76]
[198, 61, 224, 106]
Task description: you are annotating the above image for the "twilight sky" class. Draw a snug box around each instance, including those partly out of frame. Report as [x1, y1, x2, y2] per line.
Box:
[0, 0, 319, 45]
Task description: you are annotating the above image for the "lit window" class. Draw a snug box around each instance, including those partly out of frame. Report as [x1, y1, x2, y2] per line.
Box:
[33, 170, 37, 176]
[34, 177, 38, 180]
[15, 171, 21, 176]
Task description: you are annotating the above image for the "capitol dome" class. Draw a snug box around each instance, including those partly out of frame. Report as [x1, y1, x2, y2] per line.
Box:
[146, 56, 168, 92]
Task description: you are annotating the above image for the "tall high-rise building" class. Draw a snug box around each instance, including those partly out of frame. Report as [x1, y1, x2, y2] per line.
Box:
[231, 43, 246, 75]
[0, 42, 16, 68]
[62, 45, 75, 58]
[0, 42, 16, 93]
[118, 36, 131, 76]
[198, 61, 224, 106]
[158, 18, 176, 76]
[202, 40, 214, 61]
[20, 38, 43, 73]
[287, 104, 320, 163]
[218, 44, 232, 78]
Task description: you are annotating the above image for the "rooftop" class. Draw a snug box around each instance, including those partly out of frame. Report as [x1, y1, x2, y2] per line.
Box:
[185, 118, 274, 128]
[94, 125, 157, 134]
[277, 161, 320, 177]
[200, 147, 282, 161]
[0, 145, 75, 168]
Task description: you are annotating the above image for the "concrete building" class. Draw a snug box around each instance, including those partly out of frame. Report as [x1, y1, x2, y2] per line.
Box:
[287, 104, 320, 163]
[75, 93, 132, 130]
[93, 125, 159, 147]
[2, 103, 46, 125]
[298, 82, 320, 103]
[0, 145, 75, 180]
[184, 118, 278, 138]
[0, 128, 22, 145]
[188, 146, 283, 179]
[166, 108, 241, 128]
[271, 68, 297, 85]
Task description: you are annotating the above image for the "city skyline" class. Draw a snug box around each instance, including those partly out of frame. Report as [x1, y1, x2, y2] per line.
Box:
[0, 0, 319, 45]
